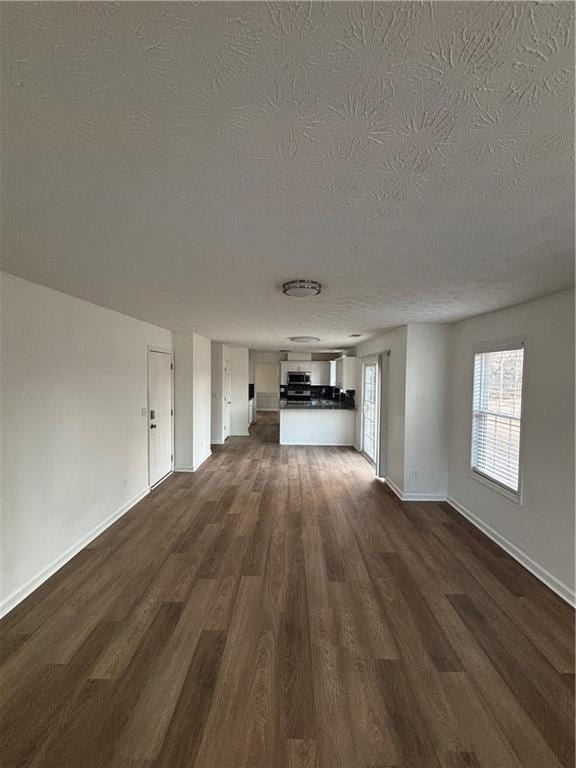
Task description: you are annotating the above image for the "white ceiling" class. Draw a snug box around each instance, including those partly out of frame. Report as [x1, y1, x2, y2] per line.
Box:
[1, 2, 574, 350]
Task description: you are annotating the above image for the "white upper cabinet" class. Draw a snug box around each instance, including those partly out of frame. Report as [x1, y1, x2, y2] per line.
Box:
[334, 356, 357, 390]
[280, 360, 313, 384]
[310, 362, 330, 385]
[281, 360, 333, 386]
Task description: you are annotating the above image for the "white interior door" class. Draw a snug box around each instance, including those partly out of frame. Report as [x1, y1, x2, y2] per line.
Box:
[362, 361, 378, 465]
[148, 349, 173, 487]
[223, 358, 232, 439]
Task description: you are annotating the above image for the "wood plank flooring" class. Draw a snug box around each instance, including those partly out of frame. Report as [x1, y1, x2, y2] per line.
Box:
[1, 412, 574, 768]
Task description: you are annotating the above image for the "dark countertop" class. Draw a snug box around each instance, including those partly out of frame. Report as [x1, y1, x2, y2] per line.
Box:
[279, 399, 355, 411]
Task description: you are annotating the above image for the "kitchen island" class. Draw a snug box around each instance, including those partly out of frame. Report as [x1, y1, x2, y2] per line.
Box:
[279, 399, 356, 446]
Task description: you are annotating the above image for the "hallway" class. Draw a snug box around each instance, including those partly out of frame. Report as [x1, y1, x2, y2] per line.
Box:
[1, 416, 574, 768]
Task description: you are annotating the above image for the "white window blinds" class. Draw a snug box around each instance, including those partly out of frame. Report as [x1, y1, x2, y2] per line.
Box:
[471, 345, 524, 494]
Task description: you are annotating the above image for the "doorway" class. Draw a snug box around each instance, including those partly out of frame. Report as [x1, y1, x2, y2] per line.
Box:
[148, 348, 173, 487]
[255, 362, 279, 411]
[361, 360, 379, 465]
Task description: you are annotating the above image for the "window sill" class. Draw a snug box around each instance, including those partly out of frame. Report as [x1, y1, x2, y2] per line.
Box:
[469, 468, 522, 505]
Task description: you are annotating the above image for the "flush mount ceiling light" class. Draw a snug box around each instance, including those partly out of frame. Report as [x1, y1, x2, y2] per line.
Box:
[289, 336, 321, 343]
[282, 279, 321, 298]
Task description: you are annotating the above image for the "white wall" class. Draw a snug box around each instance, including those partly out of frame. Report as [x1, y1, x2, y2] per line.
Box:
[249, 350, 285, 384]
[404, 324, 450, 498]
[211, 342, 224, 443]
[355, 327, 407, 492]
[448, 290, 575, 601]
[1, 273, 173, 614]
[193, 334, 212, 467]
[174, 334, 193, 469]
[255, 362, 279, 392]
[174, 332, 211, 471]
[230, 346, 249, 436]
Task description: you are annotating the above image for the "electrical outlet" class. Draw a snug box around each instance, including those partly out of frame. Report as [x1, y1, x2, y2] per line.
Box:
[410, 470, 418, 480]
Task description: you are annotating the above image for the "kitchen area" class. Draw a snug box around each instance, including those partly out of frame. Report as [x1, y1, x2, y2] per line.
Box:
[270, 352, 358, 445]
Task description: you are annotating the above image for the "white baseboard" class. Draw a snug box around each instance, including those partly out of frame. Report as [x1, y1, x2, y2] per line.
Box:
[280, 441, 356, 446]
[383, 481, 574, 605]
[175, 451, 212, 473]
[402, 491, 447, 501]
[194, 450, 212, 471]
[0, 487, 150, 619]
[230, 431, 250, 437]
[384, 477, 405, 500]
[447, 495, 575, 607]
[381, 476, 448, 503]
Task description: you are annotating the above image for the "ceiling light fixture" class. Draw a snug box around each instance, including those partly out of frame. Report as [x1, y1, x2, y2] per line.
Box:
[282, 279, 321, 298]
[289, 336, 321, 343]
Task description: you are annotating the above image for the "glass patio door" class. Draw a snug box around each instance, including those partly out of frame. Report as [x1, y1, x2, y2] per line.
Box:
[362, 362, 378, 464]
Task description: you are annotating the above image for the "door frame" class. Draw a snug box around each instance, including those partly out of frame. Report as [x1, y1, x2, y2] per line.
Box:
[147, 345, 174, 489]
[377, 351, 390, 480]
[360, 357, 380, 468]
[222, 356, 232, 441]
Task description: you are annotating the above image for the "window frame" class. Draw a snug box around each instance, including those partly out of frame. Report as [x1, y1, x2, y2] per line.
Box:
[469, 337, 527, 504]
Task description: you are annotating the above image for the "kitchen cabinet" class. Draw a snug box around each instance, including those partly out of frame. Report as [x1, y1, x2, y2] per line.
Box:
[334, 356, 357, 390]
[330, 360, 336, 386]
[280, 362, 289, 385]
[280, 360, 312, 384]
[280, 407, 355, 445]
[310, 361, 330, 385]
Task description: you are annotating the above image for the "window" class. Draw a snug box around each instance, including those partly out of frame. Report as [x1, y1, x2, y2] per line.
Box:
[471, 344, 525, 496]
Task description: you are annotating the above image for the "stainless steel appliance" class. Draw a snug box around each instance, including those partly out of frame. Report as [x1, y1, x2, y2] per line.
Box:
[287, 389, 311, 398]
[288, 371, 311, 385]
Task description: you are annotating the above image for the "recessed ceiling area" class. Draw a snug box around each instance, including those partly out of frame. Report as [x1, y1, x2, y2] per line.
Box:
[1, 2, 573, 349]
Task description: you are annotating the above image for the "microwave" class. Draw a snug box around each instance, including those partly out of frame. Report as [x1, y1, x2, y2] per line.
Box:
[288, 371, 311, 384]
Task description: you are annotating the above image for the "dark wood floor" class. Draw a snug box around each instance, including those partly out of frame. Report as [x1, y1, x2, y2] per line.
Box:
[1, 412, 574, 768]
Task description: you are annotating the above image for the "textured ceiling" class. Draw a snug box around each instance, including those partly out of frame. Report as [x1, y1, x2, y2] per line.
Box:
[1, 2, 574, 350]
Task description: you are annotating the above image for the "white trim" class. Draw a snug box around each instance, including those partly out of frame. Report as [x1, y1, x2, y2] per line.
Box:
[211, 439, 226, 445]
[231, 431, 250, 437]
[280, 441, 356, 446]
[175, 449, 212, 473]
[383, 477, 404, 500]
[469, 340, 527, 505]
[473, 335, 525, 354]
[379, 480, 574, 606]
[194, 450, 212, 471]
[401, 491, 448, 501]
[447, 495, 575, 607]
[0, 487, 150, 619]
[380, 477, 445, 502]
[150, 470, 173, 490]
[469, 466, 522, 504]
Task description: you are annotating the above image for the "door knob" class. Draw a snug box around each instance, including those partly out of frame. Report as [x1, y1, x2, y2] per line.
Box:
[150, 424, 157, 429]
